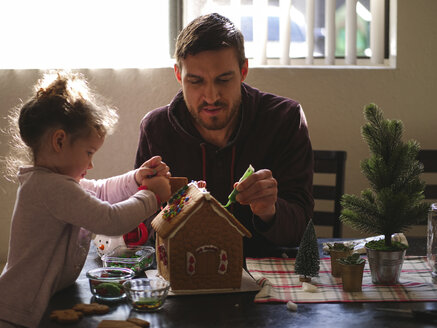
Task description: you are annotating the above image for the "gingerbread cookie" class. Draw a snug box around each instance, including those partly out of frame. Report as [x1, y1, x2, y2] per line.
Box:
[72, 302, 110, 315]
[127, 318, 150, 327]
[50, 309, 83, 323]
[97, 320, 140, 328]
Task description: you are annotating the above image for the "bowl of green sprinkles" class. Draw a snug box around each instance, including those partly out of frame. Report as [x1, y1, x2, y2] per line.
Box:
[86, 267, 135, 301]
[123, 277, 170, 312]
[102, 245, 155, 275]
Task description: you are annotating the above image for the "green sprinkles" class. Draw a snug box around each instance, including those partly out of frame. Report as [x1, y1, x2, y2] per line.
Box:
[94, 282, 123, 297]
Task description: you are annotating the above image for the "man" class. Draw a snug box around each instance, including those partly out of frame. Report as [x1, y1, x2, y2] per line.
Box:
[135, 13, 314, 257]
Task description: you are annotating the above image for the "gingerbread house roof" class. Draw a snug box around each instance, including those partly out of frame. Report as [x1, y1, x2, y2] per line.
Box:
[151, 182, 252, 240]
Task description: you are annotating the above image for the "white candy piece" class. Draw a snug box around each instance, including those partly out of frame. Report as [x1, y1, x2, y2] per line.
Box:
[302, 282, 318, 293]
[286, 301, 298, 312]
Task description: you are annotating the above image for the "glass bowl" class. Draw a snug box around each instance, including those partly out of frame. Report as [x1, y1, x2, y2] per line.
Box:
[102, 245, 155, 275]
[86, 267, 135, 301]
[123, 277, 170, 311]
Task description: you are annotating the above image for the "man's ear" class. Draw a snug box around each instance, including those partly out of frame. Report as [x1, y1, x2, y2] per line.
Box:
[52, 129, 67, 152]
[174, 64, 182, 84]
[241, 59, 249, 82]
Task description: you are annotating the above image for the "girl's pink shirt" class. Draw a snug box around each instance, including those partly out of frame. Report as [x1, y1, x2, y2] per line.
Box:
[0, 166, 158, 327]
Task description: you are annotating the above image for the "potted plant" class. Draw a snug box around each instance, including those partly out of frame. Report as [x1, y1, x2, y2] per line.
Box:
[340, 103, 429, 284]
[337, 253, 366, 292]
[327, 243, 354, 278]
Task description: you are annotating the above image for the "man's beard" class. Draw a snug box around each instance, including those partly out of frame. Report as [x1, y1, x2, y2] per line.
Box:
[193, 100, 240, 131]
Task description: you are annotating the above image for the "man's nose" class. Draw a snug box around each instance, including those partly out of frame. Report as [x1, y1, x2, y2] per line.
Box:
[203, 83, 219, 104]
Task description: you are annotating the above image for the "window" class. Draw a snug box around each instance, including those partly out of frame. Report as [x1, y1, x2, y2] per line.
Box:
[0, 0, 393, 69]
[0, 0, 171, 69]
[182, 0, 392, 66]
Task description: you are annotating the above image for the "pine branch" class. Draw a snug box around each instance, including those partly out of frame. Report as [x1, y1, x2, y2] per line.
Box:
[340, 193, 383, 235]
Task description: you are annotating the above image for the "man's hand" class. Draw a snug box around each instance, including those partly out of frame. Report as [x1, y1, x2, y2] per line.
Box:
[235, 169, 277, 222]
[135, 156, 171, 185]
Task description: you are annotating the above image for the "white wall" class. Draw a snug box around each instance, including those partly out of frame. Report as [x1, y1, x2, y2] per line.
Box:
[0, 0, 436, 263]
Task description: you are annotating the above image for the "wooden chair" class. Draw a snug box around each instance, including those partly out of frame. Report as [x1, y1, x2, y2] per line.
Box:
[418, 149, 437, 202]
[312, 150, 347, 238]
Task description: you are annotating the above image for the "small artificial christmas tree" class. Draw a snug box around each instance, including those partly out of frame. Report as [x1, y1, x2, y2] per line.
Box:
[295, 219, 320, 281]
[340, 103, 429, 249]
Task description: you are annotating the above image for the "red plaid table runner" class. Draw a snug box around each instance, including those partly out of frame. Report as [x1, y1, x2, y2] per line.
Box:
[246, 256, 437, 303]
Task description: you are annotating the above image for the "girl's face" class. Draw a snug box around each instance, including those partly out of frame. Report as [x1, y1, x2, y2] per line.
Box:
[58, 128, 105, 182]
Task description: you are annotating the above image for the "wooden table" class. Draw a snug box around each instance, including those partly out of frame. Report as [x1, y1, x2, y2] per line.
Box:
[39, 237, 436, 327]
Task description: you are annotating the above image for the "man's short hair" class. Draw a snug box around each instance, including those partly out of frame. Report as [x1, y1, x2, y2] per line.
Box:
[175, 13, 246, 69]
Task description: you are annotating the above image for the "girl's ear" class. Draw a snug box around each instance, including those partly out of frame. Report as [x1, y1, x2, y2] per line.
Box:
[52, 129, 67, 152]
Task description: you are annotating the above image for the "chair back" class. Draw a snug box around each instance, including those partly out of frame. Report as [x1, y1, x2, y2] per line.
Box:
[312, 150, 347, 238]
[418, 149, 437, 202]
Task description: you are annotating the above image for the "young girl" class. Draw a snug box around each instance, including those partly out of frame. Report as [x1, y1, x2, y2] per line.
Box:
[0, 71, 171, 328]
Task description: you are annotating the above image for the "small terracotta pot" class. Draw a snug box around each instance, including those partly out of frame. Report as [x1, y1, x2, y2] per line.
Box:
[339, 261, 365, 292]
[330, 249, 353, 277]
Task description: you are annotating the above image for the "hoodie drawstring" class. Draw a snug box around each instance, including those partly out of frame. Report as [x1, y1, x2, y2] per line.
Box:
[200, 143, 237, 194]
[230, 145, 236, 192]
[200, 143, 207, 181]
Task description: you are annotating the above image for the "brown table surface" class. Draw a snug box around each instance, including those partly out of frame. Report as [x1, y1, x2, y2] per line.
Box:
[39, 237, 436, 328]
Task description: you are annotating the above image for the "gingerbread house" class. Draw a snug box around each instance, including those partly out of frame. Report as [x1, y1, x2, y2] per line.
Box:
[151, 182, 252, 291]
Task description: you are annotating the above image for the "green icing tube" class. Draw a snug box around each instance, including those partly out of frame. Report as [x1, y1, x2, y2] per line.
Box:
[223, 164, 255, 208]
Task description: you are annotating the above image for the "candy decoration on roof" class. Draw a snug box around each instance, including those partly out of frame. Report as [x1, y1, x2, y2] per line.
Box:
[162, 185, 191, 221]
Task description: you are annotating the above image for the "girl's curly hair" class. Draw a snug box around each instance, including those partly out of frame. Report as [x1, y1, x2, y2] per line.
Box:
[2, 70, 118, 181]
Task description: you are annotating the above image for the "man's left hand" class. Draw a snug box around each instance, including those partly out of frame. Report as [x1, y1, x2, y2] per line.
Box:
[235, 169, 277, 223]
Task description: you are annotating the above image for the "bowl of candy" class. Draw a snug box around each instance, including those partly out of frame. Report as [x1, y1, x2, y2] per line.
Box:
[86, 267, 135, 301]
[102, 245, 155, 275]
[123, 277, 170, 312]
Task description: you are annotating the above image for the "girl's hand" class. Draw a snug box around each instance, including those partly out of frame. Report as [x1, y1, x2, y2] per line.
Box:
[143, 176, 171, 203]
[135, 156, 171, 185]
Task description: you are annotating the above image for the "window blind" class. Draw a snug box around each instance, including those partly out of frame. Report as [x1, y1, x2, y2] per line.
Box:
[182, 0, 395, 67]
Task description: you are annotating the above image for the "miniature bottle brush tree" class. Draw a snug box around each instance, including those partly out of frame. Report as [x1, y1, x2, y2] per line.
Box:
[295, 219, 320, 281]
[340, 103, 429, 250]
